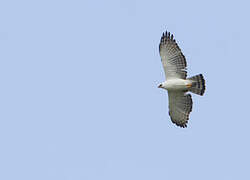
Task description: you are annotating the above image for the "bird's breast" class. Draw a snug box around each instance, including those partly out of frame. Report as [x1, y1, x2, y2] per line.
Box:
[164, 79, 188, 90]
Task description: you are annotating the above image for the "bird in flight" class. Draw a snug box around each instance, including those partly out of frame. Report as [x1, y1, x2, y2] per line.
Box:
[158, 30, 206, 128]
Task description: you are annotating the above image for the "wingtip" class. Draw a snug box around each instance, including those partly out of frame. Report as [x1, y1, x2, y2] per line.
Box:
[161, 30, 176, 42]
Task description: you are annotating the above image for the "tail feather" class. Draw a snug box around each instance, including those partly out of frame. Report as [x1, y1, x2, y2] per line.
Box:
[188, 74, 206, 96]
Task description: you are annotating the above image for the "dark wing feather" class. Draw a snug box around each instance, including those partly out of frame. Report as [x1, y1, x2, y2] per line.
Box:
[159, 31, 187, 79]
[168, 91, 193, 128]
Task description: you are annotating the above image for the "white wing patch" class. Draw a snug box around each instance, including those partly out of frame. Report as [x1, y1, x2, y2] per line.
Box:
[159, 31, 187, 80]
[168, 91, 193, 128]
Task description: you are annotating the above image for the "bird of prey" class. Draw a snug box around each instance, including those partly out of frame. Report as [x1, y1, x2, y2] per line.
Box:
[158, 30, 205, 128]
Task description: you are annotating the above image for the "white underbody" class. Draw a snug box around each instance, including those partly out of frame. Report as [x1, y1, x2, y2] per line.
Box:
[161, 79, 192, 91]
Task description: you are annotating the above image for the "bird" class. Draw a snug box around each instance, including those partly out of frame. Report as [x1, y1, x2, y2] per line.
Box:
[158, 30, 205, 128]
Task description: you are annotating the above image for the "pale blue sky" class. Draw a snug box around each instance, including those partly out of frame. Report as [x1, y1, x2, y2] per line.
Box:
[1, 0, 250, 179]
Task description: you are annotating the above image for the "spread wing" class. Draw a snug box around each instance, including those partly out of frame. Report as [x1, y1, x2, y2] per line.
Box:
[159, 31, 187, 80]
[168, 91, 192, 128]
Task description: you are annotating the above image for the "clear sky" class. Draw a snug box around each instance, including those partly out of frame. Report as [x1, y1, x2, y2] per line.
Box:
[1, 0, 250, 179]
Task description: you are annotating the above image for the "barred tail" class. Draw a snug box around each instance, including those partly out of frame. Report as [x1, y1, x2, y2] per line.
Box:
[188, 74, 206, 96]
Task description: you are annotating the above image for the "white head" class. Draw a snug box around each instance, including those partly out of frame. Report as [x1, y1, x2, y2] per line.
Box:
[158, 83, 163, 88]
[158, 81, 169, 90]
[158, 81, 167, 89]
